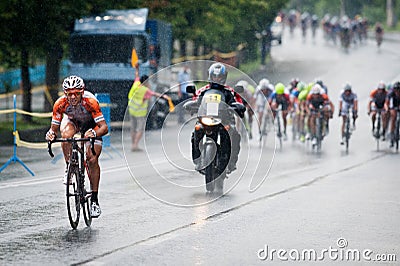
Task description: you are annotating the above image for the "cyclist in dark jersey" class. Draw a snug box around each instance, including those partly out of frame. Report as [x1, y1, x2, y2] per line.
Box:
[368, 81, 388, 140]
[385, 81, 400, 147]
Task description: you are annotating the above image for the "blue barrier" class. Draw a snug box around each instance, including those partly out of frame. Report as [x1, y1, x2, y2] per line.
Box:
[0, 61, 69, 93]
[96, 93, 111, 147]
[95, 93, 122, 158]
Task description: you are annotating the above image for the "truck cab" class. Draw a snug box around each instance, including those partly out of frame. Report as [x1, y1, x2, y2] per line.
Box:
[68, 8, 172, 121]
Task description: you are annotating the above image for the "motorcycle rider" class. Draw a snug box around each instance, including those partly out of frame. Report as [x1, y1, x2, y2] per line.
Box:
[339, 83, 358, 145]
[190, 63, 244, 174]
[385, 81, 400, 147]
[368, 81, 388, 140]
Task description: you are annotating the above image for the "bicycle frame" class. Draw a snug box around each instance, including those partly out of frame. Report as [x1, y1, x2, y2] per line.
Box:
[374, 110, 382, 151]
[314, 107, 325, 152]
[274, 107, 283, 149]
[344, 110, 352, 153]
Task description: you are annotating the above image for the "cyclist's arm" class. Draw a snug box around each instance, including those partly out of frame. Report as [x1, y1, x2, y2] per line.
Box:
[86, 98, 109, 138]
[384, 97, 390, 112]
[353, 96, 358, 112]
[84, 120, 108, 138]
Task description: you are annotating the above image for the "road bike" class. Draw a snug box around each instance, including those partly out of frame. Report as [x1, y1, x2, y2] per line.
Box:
[259, 107, 273, 148]
[313, 106, 325, 152]
[48, 135, 97, 229]
[274, 106, 283, 150]
[343, 110, 353, 153]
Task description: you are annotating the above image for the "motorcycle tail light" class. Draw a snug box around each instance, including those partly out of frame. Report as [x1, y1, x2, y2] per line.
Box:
[200, 117, 222, 126]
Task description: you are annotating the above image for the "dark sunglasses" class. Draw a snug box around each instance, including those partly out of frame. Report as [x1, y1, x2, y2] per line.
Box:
[66, 91, 82, 97]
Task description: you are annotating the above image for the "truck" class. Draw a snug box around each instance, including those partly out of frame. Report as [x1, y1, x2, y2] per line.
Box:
[68, 8, 173, 122]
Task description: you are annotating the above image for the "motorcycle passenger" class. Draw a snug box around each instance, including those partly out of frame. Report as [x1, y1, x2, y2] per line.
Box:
[270, 83, 291, 140]
[305, 84, 333, 145]
[368, 81, 388, 140]
[385, 81, 400, 147]
[45, 75, 109, 218]
[191, 63, 244, 174]
[339, 83, 358, 145]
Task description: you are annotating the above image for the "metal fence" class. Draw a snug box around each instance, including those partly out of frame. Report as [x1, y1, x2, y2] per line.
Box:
[0, 61, 68, 93]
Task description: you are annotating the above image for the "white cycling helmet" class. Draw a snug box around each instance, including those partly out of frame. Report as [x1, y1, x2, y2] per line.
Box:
[62, 75, 85, 93]
[236, 80, 248, 88]
[311, 84, 322, 94]
[259, 78, 270, 89]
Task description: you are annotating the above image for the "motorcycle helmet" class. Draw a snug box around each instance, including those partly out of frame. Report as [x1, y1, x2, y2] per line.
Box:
[275, 83, 285, 95]
[208, 63, 227, 85]
[62, 75, 85, 94]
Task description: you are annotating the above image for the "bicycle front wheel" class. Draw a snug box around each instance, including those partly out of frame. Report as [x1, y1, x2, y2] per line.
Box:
[66, 165, 80, 229]
[82, 165, 92, 227]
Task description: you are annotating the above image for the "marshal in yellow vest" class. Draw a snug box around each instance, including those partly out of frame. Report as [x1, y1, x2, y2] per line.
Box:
[128, 80, 149, 117]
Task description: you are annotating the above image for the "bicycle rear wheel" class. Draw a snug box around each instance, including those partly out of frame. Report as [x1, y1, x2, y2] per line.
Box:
[66, 165, 80, 229]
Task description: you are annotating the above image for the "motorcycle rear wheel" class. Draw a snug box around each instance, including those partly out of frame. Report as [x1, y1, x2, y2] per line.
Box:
[205, 163, 215, 192]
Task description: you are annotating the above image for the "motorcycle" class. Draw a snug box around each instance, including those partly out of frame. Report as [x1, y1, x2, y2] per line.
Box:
[184, 85, 245, 193]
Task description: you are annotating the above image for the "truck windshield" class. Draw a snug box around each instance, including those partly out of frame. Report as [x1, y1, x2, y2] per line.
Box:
[70, 34, 148, 64]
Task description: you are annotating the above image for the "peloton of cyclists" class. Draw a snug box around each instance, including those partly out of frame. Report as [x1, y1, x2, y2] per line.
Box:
[338, 83, 358, 145]
[368, 81, 388, 140]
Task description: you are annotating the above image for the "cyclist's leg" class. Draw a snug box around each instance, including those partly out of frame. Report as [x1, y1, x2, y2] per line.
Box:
[382, 109, 388, 136]
[60, 119, 77, 163]
[341, 114, 347, 143]
[86, 143, 102, 190]
[389, 109, 397, 145]
[309, 113, 317, 138]
[86, 141, 103, 217]
[371, 111, 377, 131]
[281, 102, 289, 135]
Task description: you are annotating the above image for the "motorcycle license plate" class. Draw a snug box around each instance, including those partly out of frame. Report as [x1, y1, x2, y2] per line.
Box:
[204, 94, 221, 103]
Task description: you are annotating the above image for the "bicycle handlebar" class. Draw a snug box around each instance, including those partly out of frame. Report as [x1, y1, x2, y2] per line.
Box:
[47, 137, 98, 158]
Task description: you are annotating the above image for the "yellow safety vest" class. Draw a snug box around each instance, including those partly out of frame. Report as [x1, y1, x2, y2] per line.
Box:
[128, 80, 149, 117]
